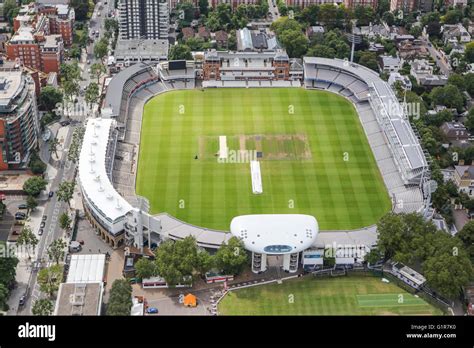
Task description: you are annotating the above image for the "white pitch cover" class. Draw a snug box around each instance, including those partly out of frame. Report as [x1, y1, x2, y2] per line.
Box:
[250, 160, 263, 194]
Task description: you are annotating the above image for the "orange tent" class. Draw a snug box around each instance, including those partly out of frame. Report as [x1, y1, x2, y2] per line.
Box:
[183, 294, 197, 307]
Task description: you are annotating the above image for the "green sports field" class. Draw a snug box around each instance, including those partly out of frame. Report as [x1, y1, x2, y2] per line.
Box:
[136, 88, 391, 231]
[218, 275, 442, 315]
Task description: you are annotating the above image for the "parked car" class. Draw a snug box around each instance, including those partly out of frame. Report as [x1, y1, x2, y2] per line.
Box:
[15, 213, 26, 220]
[18, 204, 28, 209]
[146, 307, 158, 314]
[48, 191, 54, 198]
[19, 294, 26, 307]
[38, 228, 44, 236]
[42, 215, 47, 221]
[40, 221, 46, 228]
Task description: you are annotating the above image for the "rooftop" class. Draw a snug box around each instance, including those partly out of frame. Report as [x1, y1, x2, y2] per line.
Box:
[66, 254, 106, 284]
[102, 62, 151, 117]
[114, 39, 169, 61]
[79, 118, 133, 222]
[0, 71, 23, 107]
[230, 214, 318, 254]
[54, 282, 103, 316]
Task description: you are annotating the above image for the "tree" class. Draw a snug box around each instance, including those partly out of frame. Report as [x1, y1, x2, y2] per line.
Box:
[365, 247, 383, 265]
[464, 108, 474, 132]
[48, 137, 60, 159]
[58, 213, 72, 232]
[134, 257, 157, 279]
[169, 44, 193, 60]
[90, 63, 106, 84]
[423, 247, 473, 299]
[464, 73, 474, 96]
[26, 195, 37, 213]
[63, 80, 79, 102]
[47, 239, 67, 265]
[447, 73, 465, 91]
[307, 44, 336, 58]
[0, 241, 19, 289]
[0, 283, 8, 310]
[67, 127, 85, 163]
[70, 0, 90, 21]
[353, 5, 375, 27]
[94, 38, 109, 60]
[60, 62, 81, 83]
[199, 0, 209, 16]
[85, 82, 100, 109]
[17, 226, 39, 259]
[270, 17, 303, 36]
[196, 249, 214, 276]
[443, 9, 462, 24]
[429, 84, 464, 111]
[382, 11, 395, 26]
[104, 18, 119, 33]
[37, 264, 63, 298]
[39, 86, 63, 112]
[68, 45, 81, 60]
[23, 176, 47, 197]
[56, 181, 75, 206]
[457, 221, 474, 259]
[214, 236, 248, 275]
[32, 299, 54, 316]
[3, 0, 19, 24]
[376, 213, 436, 263]
[465, 42, 474, 64]
[357, 51, 378, 71]
[106, 279, 132, 316]
[154, 236, 199, 286]
[278, 29, 308, 58]
[409, 25, 422, 38]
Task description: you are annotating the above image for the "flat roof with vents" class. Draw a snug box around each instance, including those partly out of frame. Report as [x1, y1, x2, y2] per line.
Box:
[54, 282, 103, 316]
[230, 214, 318, 254]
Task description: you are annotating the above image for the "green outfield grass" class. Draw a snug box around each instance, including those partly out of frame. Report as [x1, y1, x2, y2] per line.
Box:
[218, 275, 442, 315]
[136, 88, 391, 230]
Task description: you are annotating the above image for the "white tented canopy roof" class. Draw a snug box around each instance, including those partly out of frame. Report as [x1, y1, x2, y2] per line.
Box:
[230, 214, 318, 254]
[66, 254, 106, 284]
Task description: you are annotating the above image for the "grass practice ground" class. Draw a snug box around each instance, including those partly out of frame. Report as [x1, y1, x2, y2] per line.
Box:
[218, 275, 442, 315]
[137, 88, 391, 231]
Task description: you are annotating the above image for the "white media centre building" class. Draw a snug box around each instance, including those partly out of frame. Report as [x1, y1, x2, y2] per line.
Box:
[231, 214, 319, 273]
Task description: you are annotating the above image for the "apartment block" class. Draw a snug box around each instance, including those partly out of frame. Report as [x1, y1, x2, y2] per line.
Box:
[119, 0, 169, 40]
[0, 69, 39, 170]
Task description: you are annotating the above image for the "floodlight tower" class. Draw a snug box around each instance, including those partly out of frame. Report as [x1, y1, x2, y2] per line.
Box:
[346, 20, 362, 63]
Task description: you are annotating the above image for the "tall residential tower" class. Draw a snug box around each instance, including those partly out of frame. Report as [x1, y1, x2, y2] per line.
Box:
[118, 0, 169, 40]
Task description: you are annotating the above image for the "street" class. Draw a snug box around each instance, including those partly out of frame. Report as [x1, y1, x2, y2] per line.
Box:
[421, 36, 452, 76]
[11, 0, 115, 315]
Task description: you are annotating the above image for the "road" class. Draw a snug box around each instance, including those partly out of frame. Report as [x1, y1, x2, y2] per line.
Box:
[18, 126, 77, 314]
[421, 36, 452, 76]
[267, 0, 280, 21]
[17, 0, 115, 314]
